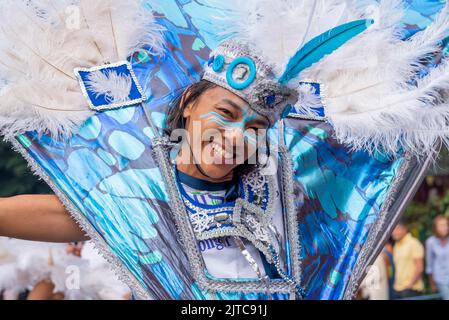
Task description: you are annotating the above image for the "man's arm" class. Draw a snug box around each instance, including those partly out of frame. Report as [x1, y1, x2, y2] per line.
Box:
[0, 195, 89, 242]
[407, 258, 424, 290]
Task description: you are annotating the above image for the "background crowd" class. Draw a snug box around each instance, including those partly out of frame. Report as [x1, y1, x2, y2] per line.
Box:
[360, 152, 449, 300]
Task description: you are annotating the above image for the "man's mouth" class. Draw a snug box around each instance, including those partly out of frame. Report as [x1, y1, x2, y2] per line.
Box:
[210, 141, 235, 159]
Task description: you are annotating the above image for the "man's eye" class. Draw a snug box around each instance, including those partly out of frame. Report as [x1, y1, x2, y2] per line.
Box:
[218, 108, 233, 118]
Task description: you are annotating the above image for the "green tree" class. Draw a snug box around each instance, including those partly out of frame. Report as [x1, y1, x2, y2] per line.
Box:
[0, 140, 51, 196]
[405, 190, 449, 241]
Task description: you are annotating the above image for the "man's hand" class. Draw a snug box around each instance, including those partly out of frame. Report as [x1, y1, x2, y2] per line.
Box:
[429, 274, 438, 293]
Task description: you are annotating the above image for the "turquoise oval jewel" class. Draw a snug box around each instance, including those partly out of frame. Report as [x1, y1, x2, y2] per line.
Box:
[226, 56, 257, 90]
[212, 54, 225, 72]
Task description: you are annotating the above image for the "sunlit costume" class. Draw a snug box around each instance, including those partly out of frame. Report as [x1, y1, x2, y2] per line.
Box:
[0, 0, 448, 300]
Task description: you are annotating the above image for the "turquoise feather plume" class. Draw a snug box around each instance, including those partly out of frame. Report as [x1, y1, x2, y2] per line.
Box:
[278, 19, 374, 84]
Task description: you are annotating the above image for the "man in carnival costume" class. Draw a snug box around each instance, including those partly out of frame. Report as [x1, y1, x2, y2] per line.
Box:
[0, 0, 448, 300]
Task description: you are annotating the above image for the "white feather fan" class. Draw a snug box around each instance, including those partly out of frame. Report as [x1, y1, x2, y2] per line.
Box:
[2, 0, 448, 158]
[299, 1, 449, 157]
[0, 0, 165, 140]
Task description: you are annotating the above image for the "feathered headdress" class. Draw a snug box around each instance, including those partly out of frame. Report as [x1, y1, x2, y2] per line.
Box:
[1, 0, 448, 159]
[208, 0, 449, 158]
[202, 0, 373, 125]
[0, 0, 165, 139]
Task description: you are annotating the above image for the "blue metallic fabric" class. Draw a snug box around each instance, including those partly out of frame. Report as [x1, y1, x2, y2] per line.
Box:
[11, 0, 446, 300]
[281, 119, 403, 299]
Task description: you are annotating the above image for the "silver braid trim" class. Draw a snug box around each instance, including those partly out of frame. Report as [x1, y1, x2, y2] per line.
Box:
[342, 152, 428, 300]
[277, 128, 305, 298]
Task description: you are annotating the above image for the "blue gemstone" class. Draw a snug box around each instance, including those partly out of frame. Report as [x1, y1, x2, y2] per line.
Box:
[212, 54, 225, 72]
[265, 94, 276, 107]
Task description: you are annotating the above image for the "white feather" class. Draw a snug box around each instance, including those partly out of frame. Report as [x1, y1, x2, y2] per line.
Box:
[214, 0, 365, 75]
[294, 83, 324, 117]
[409, 2, 449, 49]
[86, 70, 132, 104]
[75, 0, 166, 61]
[0, 0, 165, 139]
[299, 0, 449, 157]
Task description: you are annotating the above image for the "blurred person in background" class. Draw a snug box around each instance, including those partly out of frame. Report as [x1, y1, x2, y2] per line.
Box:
[0, 238, 130, 300]
[391, 219, 425, 299]
[359, 240, 396, 300]
[426, 215, 449, 300]
[359, 251, 390, 300]
[383, 239, 396, 299]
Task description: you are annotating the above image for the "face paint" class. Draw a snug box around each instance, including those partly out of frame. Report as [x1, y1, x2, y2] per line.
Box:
[200, 105, 260, 131]
[200, 111, 244, 129]
[200, 105, 264, 157]
[176, 86, 271, 182]
[244, 130, 258, 148]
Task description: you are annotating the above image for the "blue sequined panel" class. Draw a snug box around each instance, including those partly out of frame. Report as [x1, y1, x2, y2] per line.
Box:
[12, 0, 446, 300]
[281, 119, 403, 299]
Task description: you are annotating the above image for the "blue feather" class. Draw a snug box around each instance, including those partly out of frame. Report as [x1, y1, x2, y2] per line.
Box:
[279, 19, 374, 84]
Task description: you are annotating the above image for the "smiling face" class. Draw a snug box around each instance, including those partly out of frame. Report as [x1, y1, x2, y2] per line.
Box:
[175, 85, 270, 182]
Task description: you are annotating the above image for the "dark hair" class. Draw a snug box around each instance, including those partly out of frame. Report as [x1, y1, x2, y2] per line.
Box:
[165, 79, 217, 137]
[396, 216, 409, 228]
[432, 215, 449, 237]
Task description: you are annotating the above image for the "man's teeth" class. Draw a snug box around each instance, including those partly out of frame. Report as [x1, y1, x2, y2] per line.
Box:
[211, 142, 233, 158]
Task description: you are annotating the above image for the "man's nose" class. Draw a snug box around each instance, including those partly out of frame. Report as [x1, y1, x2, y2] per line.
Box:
[224, 127, 245, 146]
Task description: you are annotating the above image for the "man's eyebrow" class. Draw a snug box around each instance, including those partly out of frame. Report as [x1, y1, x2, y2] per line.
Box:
[220, 99, 245, 113]
[250, 117, 270, 128]
[215, 99, 268, 126]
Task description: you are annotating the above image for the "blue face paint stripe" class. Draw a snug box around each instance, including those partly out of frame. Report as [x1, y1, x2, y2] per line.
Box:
[199, 110, 264, 150]
[200, 112, 244, 129]
[241, 107, 259, 124]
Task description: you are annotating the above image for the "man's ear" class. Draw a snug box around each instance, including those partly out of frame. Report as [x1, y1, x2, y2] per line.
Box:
[183, 104, 193, 118]
[181, 88, 194, 118]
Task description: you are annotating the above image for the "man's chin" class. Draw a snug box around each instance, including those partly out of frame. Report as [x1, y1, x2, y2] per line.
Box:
[201, 163, 236, 181]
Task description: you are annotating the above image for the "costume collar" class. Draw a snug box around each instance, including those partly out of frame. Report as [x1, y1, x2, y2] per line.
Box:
[176, 169, 231, 191]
